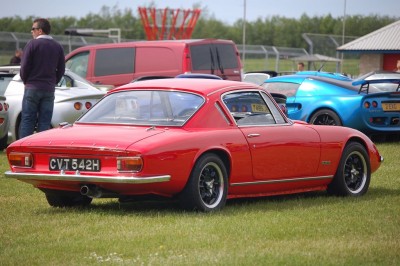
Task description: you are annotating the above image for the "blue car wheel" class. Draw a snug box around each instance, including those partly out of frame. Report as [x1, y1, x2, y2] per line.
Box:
[309, 109, 342, 126]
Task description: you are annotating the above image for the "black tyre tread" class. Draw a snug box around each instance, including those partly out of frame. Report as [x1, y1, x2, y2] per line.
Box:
[327, 142, 371, 197]
[44, 190, 92, 208]
[310, 109, 342, 126]
[179, 153, 228, 212]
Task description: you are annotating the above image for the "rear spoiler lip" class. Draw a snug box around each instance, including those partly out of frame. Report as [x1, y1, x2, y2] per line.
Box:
[352, 78, 400, 86]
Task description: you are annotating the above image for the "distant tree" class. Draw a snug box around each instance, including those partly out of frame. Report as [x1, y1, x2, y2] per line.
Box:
[0, 5, 398, 46]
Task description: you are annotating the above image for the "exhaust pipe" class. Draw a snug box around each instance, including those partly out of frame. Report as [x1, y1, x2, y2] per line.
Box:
[80, 185, 102, 198]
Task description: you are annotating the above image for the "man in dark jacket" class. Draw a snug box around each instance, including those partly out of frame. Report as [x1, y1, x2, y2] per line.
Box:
[9, 49, 22, 65]
[20, 18, 65, 138]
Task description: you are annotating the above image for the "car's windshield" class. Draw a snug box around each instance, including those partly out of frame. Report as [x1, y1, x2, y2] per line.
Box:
[78, 90, 204, 126]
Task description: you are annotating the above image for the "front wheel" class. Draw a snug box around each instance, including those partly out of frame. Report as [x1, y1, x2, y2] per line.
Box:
[327, 142, 371, 196]
[309, 109, 342, 126]
[0, 132, 8, 150]
[179, 153, 228, 212]
[41, 189, 93, 208]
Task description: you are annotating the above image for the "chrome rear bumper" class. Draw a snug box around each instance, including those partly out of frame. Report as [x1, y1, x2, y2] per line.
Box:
[5, 171, 170, 184]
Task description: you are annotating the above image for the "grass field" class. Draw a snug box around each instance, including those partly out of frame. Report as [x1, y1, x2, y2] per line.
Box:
[0, 141, 399, 265]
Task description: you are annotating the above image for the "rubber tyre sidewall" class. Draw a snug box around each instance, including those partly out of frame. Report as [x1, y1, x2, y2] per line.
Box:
[42, 189, 93, 208]
[327, 142, 371, 197]
[310, 109, 342, 126]
[179, 153, 228, 212]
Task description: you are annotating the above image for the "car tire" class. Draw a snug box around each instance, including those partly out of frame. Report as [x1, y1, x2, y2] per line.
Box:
[0, 133, 8, 150]
[327, 142, 371, 196]
[309, 109, 342, 126]
[42, 189, 93, 207]
[179, 153, 228, 212]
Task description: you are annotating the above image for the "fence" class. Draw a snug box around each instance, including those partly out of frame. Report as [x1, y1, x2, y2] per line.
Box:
[0, 31, 360, 75]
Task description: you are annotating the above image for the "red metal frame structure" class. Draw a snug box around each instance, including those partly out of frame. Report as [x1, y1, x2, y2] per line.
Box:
[138, 7, 201, 40]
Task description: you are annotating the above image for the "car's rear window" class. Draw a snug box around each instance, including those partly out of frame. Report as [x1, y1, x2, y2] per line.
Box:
[263, 82, 300, 97]
[79, 90, 204, 126]
[191, 44, 238, 71]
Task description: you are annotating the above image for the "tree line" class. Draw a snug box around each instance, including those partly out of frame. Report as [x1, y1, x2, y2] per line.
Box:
[0, 5, 398, 48]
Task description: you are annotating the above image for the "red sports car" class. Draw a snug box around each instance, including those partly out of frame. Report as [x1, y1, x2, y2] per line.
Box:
[5, 78, 383, 212]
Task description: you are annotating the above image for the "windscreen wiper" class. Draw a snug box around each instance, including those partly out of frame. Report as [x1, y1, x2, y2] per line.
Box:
[209, 47, 215, 75]
[215, 47, 225, 78]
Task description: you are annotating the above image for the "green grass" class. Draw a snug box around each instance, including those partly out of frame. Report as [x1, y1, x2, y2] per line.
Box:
[0, 142, 399, 265]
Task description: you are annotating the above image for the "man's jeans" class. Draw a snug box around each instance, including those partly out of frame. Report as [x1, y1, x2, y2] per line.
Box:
[19, 88, 55, 139]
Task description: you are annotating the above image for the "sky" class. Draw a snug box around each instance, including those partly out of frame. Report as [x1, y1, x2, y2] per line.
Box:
[0, 0, 399, 25]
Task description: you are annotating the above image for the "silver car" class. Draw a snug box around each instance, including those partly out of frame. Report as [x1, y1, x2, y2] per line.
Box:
[0, 66, 105, 144]
[0, 72, 10, 150]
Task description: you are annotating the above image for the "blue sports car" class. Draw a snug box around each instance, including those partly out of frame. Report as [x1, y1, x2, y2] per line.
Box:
[262, 71, 400, 137]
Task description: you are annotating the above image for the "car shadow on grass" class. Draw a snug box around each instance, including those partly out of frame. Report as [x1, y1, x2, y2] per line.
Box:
[38, 187, 398, 215]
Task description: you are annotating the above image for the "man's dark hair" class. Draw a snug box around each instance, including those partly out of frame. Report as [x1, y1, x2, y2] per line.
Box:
[34, 18, 51, 34]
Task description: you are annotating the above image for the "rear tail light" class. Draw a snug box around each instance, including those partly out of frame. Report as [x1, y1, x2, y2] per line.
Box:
[117, 156, 143, 172]
[8, 152, 33, 168]
[74, 102, 82, 110]
[74, 102, 93, 110]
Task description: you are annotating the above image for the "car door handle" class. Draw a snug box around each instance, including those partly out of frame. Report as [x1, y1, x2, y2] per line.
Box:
[247, 133, 260, 138]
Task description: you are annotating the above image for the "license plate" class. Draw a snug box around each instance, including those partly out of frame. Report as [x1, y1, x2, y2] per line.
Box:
[382, 103, 400, 111]
[251, 103, 269, 113]
[49, 158, 101, 172]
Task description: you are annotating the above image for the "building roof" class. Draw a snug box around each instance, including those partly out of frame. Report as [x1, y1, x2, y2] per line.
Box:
[337, 20, 400, 53]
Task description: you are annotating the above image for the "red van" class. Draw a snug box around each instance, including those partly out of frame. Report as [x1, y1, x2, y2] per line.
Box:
[65, 39, 243, 87]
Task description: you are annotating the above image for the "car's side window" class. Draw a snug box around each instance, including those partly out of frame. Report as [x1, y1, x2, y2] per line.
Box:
[260, 91, 287, 124]
[94, 48, 135, 77]
[263, 82, 299, 97]
[66, 52, 89, 79]
[222, 91, 276, 126]
[57, 75, 73, 88]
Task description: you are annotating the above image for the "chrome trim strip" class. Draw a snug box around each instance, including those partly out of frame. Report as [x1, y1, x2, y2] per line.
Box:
[230, 175, 333, 187]
[4, 171, 170, 184]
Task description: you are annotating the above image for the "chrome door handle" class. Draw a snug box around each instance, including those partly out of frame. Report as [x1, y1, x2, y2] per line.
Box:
[247, 133, 260, 138]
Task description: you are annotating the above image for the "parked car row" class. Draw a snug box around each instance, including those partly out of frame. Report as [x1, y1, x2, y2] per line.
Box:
[2, 40, 396, 212]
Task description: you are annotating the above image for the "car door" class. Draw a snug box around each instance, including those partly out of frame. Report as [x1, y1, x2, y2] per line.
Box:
[223, 90, 320, 181]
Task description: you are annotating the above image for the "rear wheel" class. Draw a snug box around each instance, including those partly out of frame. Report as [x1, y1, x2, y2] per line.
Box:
[41, 189, 92, 207]
[309, 109, 342, 126]
[327, 142, 371, 196]
[179, 153, 228, 212]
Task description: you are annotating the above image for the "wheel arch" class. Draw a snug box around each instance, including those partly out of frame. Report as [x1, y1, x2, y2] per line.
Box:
[307, 107, 343, 124]
[191, 148, 231, 181]
[344, 137, 370, 158]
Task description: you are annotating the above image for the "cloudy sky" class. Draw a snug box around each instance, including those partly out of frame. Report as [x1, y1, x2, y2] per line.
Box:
[0, 0, 398, 25]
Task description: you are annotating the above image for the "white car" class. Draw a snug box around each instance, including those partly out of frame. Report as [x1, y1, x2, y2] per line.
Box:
[0, 66, 105, 144]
